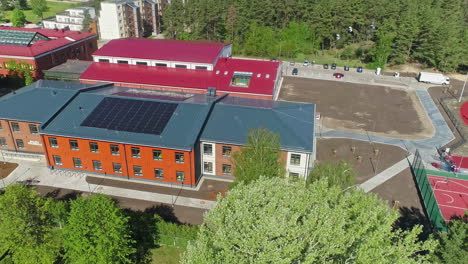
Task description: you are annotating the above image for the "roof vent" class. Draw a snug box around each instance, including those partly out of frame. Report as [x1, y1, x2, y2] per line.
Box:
[257, 73, 261, 78]
[224, 71, 228, 75]
[52, 90, 57, 96]
[266, 74, 270, 78]
[78, 106, 84, 111]
[216, 70, 220, 74]
[207, 87, 216, 97]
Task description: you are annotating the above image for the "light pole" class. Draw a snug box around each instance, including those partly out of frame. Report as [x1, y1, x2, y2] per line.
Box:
[458, 72, 467, 103]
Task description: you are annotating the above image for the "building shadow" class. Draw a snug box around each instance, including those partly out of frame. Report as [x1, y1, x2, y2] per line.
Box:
[395, 206, 432, 241]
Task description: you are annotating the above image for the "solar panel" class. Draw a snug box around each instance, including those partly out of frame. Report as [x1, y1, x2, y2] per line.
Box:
[0, 30, 49, 46]
[81, 98, 178, 135]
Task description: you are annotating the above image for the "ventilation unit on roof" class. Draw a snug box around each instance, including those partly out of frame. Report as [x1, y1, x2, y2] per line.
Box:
[207, 87, 217, 97]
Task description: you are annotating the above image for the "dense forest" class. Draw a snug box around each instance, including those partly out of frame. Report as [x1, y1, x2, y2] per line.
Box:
[163, 0, 468, 72]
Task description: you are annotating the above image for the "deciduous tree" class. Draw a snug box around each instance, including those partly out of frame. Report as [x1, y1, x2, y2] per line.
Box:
[431, 214, 468, 264]
[307, 160, 356, 189]
[30, 0, 48, 20]
[11, 8, 25, 27]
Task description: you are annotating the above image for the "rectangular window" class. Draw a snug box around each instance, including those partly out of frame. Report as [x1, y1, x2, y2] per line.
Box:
[203, 162, 213, 173]
[0, 137, 7, 146]
[92, 160, 102, 171]
[222, 164, 232, 175]
[69, 140, 79, 150]
[136, 61, 148, 65]
[110, 144, 120, 155]
[222, 146, 232, 157]
[89, 142, 99, 153]
[231, 72, 253, 87]
[98, 59, 110, 62]
[175, 152, 184, 163]
[175, 64, 187, 69]
[73, 157, 82, 168]
[203, 144, 212, 156]
[53, 155, 62, 165]
[155, 63, 167, 67]
[113, 163, 122, 174]
[11, 122, 20, 132]
[154, 168, 164, 179]
[290, 154, 301, 166]
[117, 60, 128, 64]
[195, 66, 208, 70]
[15, 139, 24, 149]
[131, 147, 140, 158]
[133, 165, 143, 176]
[29, 124, 39, 134]
[49, 137, 58, 148]
[153, 149, 162, 161]
[289, 172, 300, 179]
[176, 171, 185, 182]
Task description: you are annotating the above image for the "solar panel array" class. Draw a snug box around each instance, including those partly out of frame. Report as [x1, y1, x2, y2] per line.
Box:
[81, 97, 178, 135]
[0, 30, 49, 46]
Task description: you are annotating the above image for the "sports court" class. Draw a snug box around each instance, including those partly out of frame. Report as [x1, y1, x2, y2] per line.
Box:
[428, 175, 468, 220]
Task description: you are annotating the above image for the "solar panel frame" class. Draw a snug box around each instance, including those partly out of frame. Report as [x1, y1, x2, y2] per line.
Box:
[81, 97, 178, 135]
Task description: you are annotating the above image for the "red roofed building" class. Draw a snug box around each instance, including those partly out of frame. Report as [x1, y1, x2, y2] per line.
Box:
[0, 27, 97, 79]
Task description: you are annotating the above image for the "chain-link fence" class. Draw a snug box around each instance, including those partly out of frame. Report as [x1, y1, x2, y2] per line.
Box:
[157, 235, 194, 249]
[439, 97, 467, 151]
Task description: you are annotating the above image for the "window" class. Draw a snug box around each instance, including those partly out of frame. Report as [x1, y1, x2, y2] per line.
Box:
[154, 168, 164, 179]
[203, 144, 212, 155]
[0, 122, 2, 131]
[290, 154, 301, 166]
[176, 171, 185, 182]
[117, 60, 128, 64]
[0, 137, 7, 146]
[15, 139, 24, 149]
[203, 162, 213, 173]
[89, 142, 99, 153]
[110, 144, 120, 155]
[153, 149, 162, 161]
[29, 124, 39, 134]
[53, 155, 62, 165]
[93, 160, 102, 171]
[222, 146, 232, 157]
[73, 157, 82, 168]
[113, 163, 122, 174]
[175, 152, 184, 163]
[131, 147, 141, 158]
[49, 137, 58, 148]
[231, 72, 252, 87]
[69, 140, 79, 150]
[289, 172, 300, 179]
[195, 66, 208, 70]
[222, 164, 232, 175]
[133, 165, 143, 176]
[98, 59, 110, 63]
[136, 61, 148, 65]
[175, 64, 187, 69]
[155, 63, 167, 67]
[11, 122, 20, 132]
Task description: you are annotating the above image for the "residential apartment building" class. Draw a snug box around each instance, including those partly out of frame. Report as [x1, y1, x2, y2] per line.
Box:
[98, 0, 160, 39]
[43, 7, 96, 31]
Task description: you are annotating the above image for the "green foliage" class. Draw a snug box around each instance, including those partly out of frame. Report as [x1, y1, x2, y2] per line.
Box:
[82, 8, 91, 31]
[307, 160, 357, 189]
[431, 214, 468, 264]
[30, 0, 47, 20]
[232, 129, 285, 187]
[4, 60, 35, 85]
[182, 178, 436, 264]
[155, 216, 198, 248]
[0, 184, 60, 264]
[62, 194, 135, 264]
[11, 8, 25, 27]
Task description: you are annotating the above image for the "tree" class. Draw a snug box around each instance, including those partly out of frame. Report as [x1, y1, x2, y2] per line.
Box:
[62, 194, 135, 264]
[182, 178, 436, 263]
[4, 60, 35, 85]
[232, 129, 285, 186]
[0, 184, 60, 264]
[431, 214, 468, 264]
[81, 8, 92, 31]
[11, 8, 25, 27]
[307, 160, 356, 189]
[30, 0, 48, 20]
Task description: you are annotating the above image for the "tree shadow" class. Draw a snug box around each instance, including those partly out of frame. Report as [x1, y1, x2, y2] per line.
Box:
[145, 204, 181, 224]
[395, 206, 432, 241]
[125, 209, 158, 264]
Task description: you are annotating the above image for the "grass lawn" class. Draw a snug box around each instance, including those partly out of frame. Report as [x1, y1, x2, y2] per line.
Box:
[4, 1, 81, 24]
[151, 246, 185, 264]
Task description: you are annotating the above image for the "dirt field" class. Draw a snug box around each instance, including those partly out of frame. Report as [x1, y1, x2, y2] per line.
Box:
[317, 138, 409, 183]
[279, 77, 434, 139]
[0, 162, 18, 179]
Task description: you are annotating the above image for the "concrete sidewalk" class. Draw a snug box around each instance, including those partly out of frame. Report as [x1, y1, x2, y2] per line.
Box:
[359, 155, 413, 192]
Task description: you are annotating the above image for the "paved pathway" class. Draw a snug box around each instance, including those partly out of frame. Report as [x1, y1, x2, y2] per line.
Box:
[359, 155, 413, 192]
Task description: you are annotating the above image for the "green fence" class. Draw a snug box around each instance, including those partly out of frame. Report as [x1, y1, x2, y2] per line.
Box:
[411, 151, 447, 232]
[158, 235, 194, 249]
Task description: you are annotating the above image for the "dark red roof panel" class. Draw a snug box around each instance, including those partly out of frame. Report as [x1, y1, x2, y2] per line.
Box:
[93, 38, 230, 64]
[0, 27, 96, 57]
[80, 58, 280, 96]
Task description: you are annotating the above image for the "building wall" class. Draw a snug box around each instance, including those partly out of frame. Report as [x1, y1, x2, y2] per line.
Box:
[42, 135, 197, 186]
[92, 56, 214, 70]
[98, 2, 122, 39]
[0, 119, 43, 153]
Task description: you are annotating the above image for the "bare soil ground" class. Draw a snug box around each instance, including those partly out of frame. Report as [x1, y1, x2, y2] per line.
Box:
[279, 77, 434, 139]
[0, 162, 18, 179]
[316, 138, 409, 183]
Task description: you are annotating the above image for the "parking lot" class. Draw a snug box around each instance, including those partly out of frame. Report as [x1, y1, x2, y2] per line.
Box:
[279, 77, 435, 139]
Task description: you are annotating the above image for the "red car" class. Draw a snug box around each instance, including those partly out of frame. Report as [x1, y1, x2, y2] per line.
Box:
[333, 73, 344, 79]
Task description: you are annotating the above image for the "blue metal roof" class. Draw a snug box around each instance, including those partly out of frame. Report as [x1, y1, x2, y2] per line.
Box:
[201, 98, 315, 152]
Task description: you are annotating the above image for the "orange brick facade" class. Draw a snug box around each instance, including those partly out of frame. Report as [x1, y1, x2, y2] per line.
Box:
[0, 119, 43, 153]
[41, 135, 197, 186]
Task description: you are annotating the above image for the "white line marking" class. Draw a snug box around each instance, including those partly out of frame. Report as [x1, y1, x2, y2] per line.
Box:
[441, 193, 455, 204]
[437, 204, 468, 210]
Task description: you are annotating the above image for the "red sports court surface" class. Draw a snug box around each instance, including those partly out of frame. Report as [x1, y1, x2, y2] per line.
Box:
[451, 155, 468, 170]
[428, 175, 468, 220]
[461, 101, 468, 126]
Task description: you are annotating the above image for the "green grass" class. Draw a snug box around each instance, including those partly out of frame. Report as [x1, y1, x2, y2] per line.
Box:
[151, 246, 185, 264]
[4, 1, 80, 24]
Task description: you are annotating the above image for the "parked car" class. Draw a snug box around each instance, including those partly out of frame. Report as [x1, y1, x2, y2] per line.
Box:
[344, 65, 350, 71]
[357, 67, 363, 73]
[289, 61, 295, 66]
[292, 68, 299, 75]
[323, 64, 329, 69]
[271, 58, 277, 62]
[333, 73, 344, 79]
[331, 63, 337, 70]
[24, 21, 32, 24]
[303, 60, 310, 67]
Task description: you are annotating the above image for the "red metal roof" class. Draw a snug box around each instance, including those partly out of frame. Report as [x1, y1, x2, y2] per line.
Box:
[80, 58, 280, 96]
[0, 27, 96, 58]
[92, 38, 230, 64]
